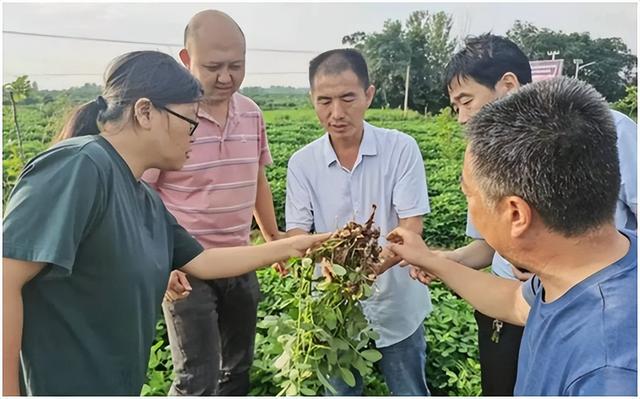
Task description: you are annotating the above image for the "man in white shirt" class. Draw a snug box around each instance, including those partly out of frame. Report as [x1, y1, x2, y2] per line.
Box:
[286, 48, 432, 395]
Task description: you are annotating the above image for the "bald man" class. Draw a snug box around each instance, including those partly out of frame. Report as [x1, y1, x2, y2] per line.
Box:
[142, 10, 280, 395]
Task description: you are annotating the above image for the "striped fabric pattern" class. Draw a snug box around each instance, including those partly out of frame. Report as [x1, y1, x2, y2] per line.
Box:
[143, 92, 272, 248]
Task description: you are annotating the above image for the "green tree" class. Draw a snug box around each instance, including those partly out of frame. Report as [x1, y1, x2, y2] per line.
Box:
[3, 75, 32, 160]
[406, 11, 456, 114]
[343, 10, 457, 113]
[344, 20, 410, 108]
[507, 20, 637, 101]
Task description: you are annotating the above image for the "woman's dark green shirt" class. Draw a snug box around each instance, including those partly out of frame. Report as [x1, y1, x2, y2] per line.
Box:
[3, 135, 203, 395]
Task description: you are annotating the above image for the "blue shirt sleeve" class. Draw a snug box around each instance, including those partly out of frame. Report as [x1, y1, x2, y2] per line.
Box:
[521, 276, 542, 307]
[392, 136, 430, 218]
[465, 212, 483, 239]
[613, 110, 637, 226]
[285, 155, 314, 232]
[564, 366, 637, 396]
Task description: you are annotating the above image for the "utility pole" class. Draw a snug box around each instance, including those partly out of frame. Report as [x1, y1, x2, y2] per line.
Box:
[574, 59, 597, 79]
[403, 64, 410, 117]
[547, 50, 560, 60]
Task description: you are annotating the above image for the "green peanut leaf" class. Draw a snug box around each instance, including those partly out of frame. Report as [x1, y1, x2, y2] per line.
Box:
[360, 349, 383, 362]
[332, 338, 349, 350]
[286, 382, 298, 396]
[339, 367, 356, 387]
[316, 368, 337, 395]
[274, 351, 290, 370]
[332, 264, 347, 276]
[300, 387, 316, 396]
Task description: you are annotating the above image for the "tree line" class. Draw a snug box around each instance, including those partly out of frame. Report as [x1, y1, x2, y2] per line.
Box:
[342, 11, 637, 113]
[4, 12, 637, 115]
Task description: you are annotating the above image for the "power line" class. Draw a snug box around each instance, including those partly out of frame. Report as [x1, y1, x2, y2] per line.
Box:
[7, 73, 103, 77]
[3, 30, 320, 54]
[6, 72, 307, 78]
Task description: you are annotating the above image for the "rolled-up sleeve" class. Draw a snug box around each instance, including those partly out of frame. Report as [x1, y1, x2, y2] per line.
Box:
[285, 155, 314, 232]
[392, 137, 430, 218]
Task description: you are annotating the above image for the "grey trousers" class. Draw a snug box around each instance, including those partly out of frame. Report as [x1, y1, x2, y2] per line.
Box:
[162, 271, 261, 396]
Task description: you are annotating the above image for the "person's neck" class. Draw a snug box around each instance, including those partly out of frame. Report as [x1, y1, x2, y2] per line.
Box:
[329, 124, 364, 170]
[201, 97, 231, 127]
[100, 129, 152, 181]
[518, 225, 630, 302]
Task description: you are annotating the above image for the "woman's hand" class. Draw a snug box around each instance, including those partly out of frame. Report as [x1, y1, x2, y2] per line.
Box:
[164, 270, 192, 302]
[281, 232, 332, 258]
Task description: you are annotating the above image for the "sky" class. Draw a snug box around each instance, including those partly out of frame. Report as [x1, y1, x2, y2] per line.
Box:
[2, 1, 638, 90]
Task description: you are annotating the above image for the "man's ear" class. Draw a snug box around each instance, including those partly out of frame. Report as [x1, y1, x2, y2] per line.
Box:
[179, 48, 191, 69]
[502, 195, 532, 238]
[133, 98, 153, 130]
[495, 72, 521, 96]
[365, 85, 376, 107]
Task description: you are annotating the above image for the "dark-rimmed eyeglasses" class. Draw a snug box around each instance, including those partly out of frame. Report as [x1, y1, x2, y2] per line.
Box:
[162, 107, 199, 136]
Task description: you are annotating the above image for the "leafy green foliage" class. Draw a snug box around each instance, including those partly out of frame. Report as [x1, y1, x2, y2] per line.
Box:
[343, 10, 456, 113]
[425, 282, 481, 396]
[3, 75, 32, 102]
[612, 85, 637, 120]
[254, 257, 379, 396]
[241, 86, 312, 110]
[3, 82, 102, 106]
[2, 104, 71, 203]
[141, 320, 173, 396]
[507, 20, 637, 102]
[254, 213, 386, 396]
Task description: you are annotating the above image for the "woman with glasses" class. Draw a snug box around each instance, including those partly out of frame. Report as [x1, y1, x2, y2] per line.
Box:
[2, 51, 327, 396]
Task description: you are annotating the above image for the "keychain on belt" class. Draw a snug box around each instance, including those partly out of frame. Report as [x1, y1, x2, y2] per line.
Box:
[491, 319, 503, 343]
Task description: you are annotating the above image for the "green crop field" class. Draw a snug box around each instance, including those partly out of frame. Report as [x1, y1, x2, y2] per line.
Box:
[3, 104, 480, 396]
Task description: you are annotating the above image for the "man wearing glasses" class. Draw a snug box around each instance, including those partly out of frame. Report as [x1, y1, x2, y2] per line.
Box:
[142, 10, 280, 396]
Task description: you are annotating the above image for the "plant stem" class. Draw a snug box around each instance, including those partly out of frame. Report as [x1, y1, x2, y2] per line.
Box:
[9, 91, 26, 160]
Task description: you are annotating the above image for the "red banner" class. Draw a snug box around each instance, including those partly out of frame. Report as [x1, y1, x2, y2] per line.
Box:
[530, 60, 564, 82]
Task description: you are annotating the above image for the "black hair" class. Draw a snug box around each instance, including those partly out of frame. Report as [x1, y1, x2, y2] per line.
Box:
[466, 76, 620, 236]
[57, 51, 202, 141]
[444, 34, 532, 94]
[309, 48, 370, 90]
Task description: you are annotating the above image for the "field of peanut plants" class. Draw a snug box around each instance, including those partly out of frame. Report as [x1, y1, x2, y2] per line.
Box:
[3, 103, 480, 396]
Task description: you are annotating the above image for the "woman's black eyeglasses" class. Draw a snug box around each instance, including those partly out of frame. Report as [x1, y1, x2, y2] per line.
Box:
[163, 107, 199, 136]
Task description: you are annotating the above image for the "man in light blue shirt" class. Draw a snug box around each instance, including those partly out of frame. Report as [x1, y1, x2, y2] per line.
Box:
[286, 48, 432, 396]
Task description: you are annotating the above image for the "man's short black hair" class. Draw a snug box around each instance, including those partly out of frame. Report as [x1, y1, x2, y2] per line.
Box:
[466, 76, 619, 237]
[309, 48, 370, 90]
[444, 34, 532, 93]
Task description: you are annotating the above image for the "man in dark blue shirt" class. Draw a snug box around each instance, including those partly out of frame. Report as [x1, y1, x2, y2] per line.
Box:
[517, 243, 636, 395]
[385, 76, 637, 396]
